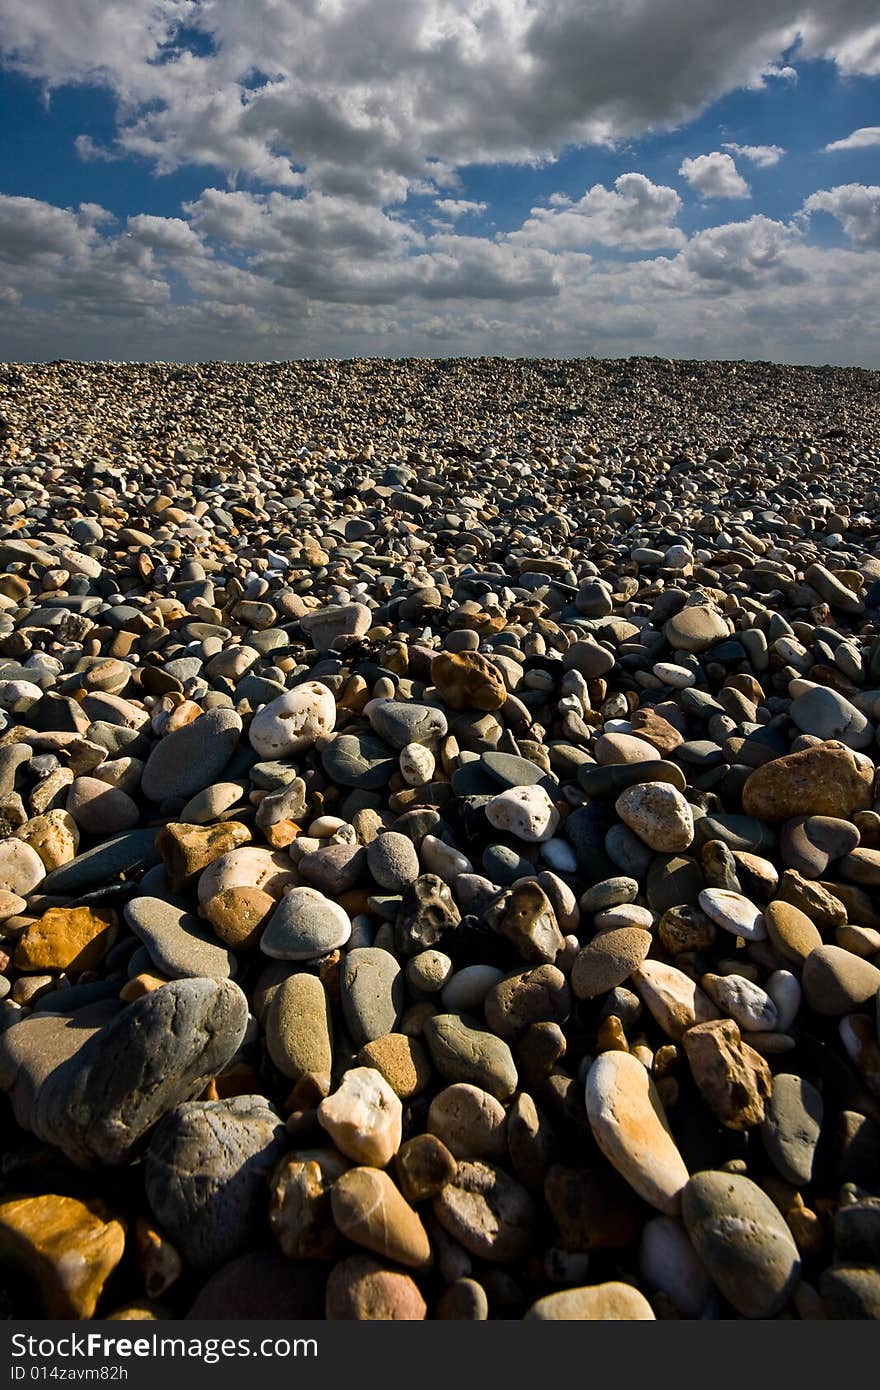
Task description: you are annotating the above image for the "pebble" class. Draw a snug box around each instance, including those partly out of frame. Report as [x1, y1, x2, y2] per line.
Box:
[525, 1283, 655, 1320]
[248, 682, 336, 759]
[615, 782, 694, 852]
[260, 887, 352, 960]
[265, 972, 333, 1080]
[761, 1074, 823, 1185]
[330, 1167, 432, 1269]
[585, 1051, 690, 1214]
[682, 1171, 801, 1317]
[141, 709, 242, 802]
[124, 896, 234, 979]
[698, 888, 767, 941]
[485, 786, 560, 843]
[144, 1096, 285, 1267]
[318, 1066, 403, 1167]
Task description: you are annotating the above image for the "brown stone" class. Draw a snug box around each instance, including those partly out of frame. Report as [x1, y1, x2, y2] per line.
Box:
[357, 1034, 432, 1099]
[15, 809, 79, 871]
[571, 928, 652, 1000]
[683, 1018, 772, 1129]
[483, 963, 571, 1040]
[325, 1255, 426, 1320]
[203, 886, 275, 950]
[764, 899, 823, 968]
[776, 870, 848, 929]
[134, 1219, 181, 1299]
[330, 1167, 432, 1269]
[630, 707, 684, 755]
[742, 743, 873, 823]
[0, 1194, 125, 1318]
[429, 651, 507, 711]
[432, 1160, 537, 1262]
[484, 881, 565, 964]
[14, 906, 117, 973]
[268, 1150, 347, 1259]
[526, 1282, 655, 1319]
[395, 1134, 458, 1204]
[157, 820, 251, 892]
[658, 904, 716, 954]
[801, 945, 880, 1015]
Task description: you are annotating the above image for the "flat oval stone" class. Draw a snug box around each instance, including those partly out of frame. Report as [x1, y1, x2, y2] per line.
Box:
[571, 928, 652, 1000]
[124, 896, 235, 979]
[260, 887, 352, 960]
[340, 948, 404, 1046]
[699, 888, 766, 941]
[789, 688, 871, 749]
[141, 708, 243, 802]
[423, 1014, 518, 1101]
[801, 945, 880, 1015]
[585, 1051, 690, 1215]
[682, 1170, 801, 1317]
[266, 973, 333, 1080]
[761, 1073, 823, 1186]
[41, 829, 159, 895]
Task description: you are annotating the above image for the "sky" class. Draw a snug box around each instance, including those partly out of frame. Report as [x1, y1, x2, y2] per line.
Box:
[0, 1, 879, 364]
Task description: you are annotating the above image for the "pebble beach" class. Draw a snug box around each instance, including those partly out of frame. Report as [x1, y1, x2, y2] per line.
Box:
[0, 354, 879, 1320]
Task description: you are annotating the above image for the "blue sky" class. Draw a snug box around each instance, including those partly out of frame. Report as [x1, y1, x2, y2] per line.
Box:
[0, 1, 879, 363]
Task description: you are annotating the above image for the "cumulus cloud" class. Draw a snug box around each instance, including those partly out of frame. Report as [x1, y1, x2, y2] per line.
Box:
[722, 141, 786, 166]
[2, 0, 880, 199]
[434, 199, 488, 220]
[802, 184, 880, 246]
[679, 152, 751, 199]
[508, 174, 684, 251]
[674, 215, 805, 288]
[73, 134, 120, 163]
[824, 126, 880, 152]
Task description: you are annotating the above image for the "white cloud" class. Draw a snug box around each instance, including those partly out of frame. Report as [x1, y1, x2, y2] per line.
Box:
[2, 1, 880, 200]
[679, 152, 751, 199]
[508, 174, 684, 251]
[722, 141, 786, 166]
[673, 215, 805, 288]
[434, 199, 488, 220]
[802, 184, 880, 246]
[74, 134, 120, 163]
[824, 126, 880, 152]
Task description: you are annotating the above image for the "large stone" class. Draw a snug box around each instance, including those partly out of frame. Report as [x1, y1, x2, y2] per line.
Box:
[682, 1171, 801, 1317]
[330, 1167, 432, 1269]
[683, 1019, 772, 1130]
[585, 1051, 689, 1214]
[742, 742, 874, 823]
[145, 1096, 285, 1268]
[14, 906, 117, 973]
[0, 1193, 125, 1318]
[141, 708, 243, 802]
[0, 978, 249, 1166]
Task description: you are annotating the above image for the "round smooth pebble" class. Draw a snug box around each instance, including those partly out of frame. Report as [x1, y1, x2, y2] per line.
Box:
[260, 887, 352, 960]
[699, 888, 767, 941]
